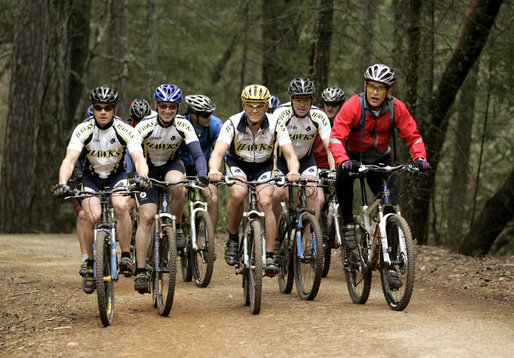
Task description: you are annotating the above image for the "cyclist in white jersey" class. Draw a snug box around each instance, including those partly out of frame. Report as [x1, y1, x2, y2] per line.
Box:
[52, 86, 151, 294]
[272, 78, 335, 223]
[208, 84, 300, 276]
[133, 84, 209, 293]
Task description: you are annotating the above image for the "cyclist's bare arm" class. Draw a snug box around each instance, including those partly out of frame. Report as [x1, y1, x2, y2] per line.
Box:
[130, 149, 149, 177]
[208, 140, 229, 182]
[58, 149, 81, 184]
[280, 143, 300, 182]
[322, 137, 336, 171]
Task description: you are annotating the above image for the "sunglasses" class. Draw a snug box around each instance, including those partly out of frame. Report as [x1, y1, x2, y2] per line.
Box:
[158, 103, 179, 110]
[244, 103, 267, 111]
[197, 112, 212, 118]
[292, 98, 312, 105]
[366, 84, 388, 94]
[324, 101, 342, 108]
[93, 104, 114, 112]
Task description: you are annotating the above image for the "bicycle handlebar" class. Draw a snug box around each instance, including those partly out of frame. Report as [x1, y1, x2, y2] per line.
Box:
[349, 163, 420, 177]
[64, 184, 138, 200]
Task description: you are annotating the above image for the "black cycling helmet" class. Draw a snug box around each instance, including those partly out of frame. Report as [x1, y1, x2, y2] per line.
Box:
[90, 86, 119, 105]
[185, 95, 216, 113]
[322, 86, 346, 103]
[130, 99, 151, 121]
[288, 77, 316, 96]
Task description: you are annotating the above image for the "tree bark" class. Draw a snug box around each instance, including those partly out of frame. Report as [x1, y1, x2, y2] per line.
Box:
[409, 0, 503, 244]
[0, 0, 78, 233]
[109, 0, 128, 117]
[311, 0, 333, 105]
[457, 168, 514, 256]
[448, 61, 478, 249]
[146, 0, 158, 97]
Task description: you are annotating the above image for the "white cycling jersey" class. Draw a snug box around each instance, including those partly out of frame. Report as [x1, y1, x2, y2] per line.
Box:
[67, 117, 142, 179]
[217, 111, 291, 163]
[136, 113, 200, 167]
[274, 104, 331, 159]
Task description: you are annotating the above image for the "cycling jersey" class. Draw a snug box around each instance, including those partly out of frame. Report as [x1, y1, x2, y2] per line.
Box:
[312, 134, 329, 169]
[273, 103, 331, 160]
[136, 113, 207, 176]
[329, 94, 427, 164]
[180, 113, 223, 167]
[67, 117, 142, 179]
[217, 111, 291, 163]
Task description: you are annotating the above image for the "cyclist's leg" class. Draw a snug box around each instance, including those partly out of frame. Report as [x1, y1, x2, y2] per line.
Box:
[134, 203, 158, 269]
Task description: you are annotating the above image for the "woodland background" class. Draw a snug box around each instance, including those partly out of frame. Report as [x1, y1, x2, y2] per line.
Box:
[0, 0, 511, 256]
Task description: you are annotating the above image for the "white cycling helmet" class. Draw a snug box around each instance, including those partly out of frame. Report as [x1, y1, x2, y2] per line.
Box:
[363, 64, 396, 86]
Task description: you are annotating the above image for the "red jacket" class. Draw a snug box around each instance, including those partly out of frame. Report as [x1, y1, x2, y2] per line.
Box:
[329, 94, 427, 165]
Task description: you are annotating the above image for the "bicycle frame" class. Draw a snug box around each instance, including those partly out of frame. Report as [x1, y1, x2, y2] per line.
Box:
[355, 165, 411, 266]
[93, 197, 118, 282]
[152, 183, 176, 273]
[185, 180, 209, 252]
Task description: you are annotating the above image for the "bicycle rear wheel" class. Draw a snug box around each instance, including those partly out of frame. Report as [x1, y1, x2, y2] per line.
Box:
[244, 220, 263, 314]
[379, 214, 415, 311]
[155, 224, 177, 316]
[191, 210, 215, 288]
[343, 216, 372, 304]
[180, 214, 193, 282]
[276, 213, 294, 294]
[294, 213, 324, 300]
[95, 231, 114, 326]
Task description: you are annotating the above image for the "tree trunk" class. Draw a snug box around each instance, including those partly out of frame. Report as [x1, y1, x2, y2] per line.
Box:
[262, 0, 301, 95]
[448, 61, 478, 249]
[457, 168, 514, 256]
[146, 0, 158, 97]
[311, 0, 333, 106]
[0, 0, 78, 233]
[409, 0, 503, 244]
[109, 0, 128, 117]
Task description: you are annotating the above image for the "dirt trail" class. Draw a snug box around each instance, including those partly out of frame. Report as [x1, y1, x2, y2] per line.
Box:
[1, 234, 513, 357]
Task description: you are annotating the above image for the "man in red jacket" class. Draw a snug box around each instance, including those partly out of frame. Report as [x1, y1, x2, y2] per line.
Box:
[329, 64, 430, 251]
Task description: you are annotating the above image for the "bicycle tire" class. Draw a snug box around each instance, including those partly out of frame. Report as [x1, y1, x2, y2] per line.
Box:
[276, 213, 294, 294]
[248, 220, 263, 314]
[294, 213, 324, 300]
[146, 239, 157, 308]
[95, 231, 114, 326]
[180, 214, 193, 282]
[343, 216, 372, 304]
[319, 209, 332, 278]
[322, 245, 331, 278]
[130, 212, 138, 270]
[155, 224, 177, 316]
[379, 214, 415, 311]
[191, 210, 215, 288]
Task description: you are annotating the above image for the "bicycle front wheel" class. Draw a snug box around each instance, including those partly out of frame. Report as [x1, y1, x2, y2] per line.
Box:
[276, 213, 294, 294]
[379, 214, 415, 311]
[191, 210, 215, 288]
[155, 225, 177, 316]
[180, 214, 193, 282]
[294, 213, 324, 300]
[244, 220, 263, 314]
[343, 216, 372, 304]
[95, 231, 114, 326]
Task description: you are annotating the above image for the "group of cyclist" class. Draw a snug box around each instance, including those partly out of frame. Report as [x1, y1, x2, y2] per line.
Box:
[52, 63, 430, 295]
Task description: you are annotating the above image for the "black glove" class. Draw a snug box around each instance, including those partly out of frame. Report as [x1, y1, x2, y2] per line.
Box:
[51, 183, 70, 198]
[137, 175, 152, 191]
[198, 176, 209, 185]
[340, 160, 353, 173]
[414, 159, 430, 172]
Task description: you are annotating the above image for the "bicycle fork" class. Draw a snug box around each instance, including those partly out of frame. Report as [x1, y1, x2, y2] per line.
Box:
[93, 227, 118, 282]
[296, 212, 317, 259]
[378, 213, 407, 266]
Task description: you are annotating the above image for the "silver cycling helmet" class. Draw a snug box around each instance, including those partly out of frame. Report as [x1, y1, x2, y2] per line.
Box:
[363, 64, 396, 86]
[184, 95, 216, 113]
[321, 86, 346, 102]
[288, 77, 316, 96]
[90, 86, 119, 105]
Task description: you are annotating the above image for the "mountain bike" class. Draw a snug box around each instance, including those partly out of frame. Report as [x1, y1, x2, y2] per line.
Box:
[64, 184, 137, 326]
[179, 177, 215, 288]
[275, 178, 324, 300]
[222, 176, 277, 314]
[318, 170, 343, 278]
[144, 178, 179, 316]
[344, 163, 419, 311]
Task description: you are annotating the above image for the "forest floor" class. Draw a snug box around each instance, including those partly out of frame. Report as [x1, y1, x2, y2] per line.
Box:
[0, 234, 513, 357]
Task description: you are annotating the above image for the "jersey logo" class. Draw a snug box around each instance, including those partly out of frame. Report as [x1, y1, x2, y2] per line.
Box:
[306, 126, 311, 131]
